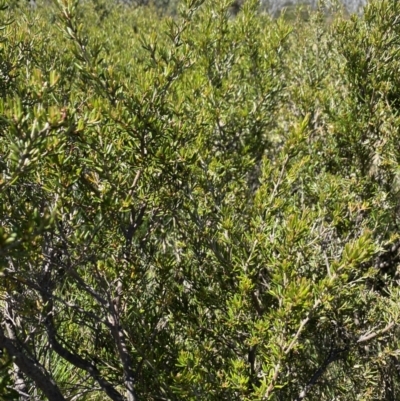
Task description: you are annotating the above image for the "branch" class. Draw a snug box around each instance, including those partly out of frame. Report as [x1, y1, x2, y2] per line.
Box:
[3, 306, 30, 401]
[294, 347, 348, 401]
[284, 299, 321, 356]
[357, 322, 395, 344]
[264, 299, 322, 399]
[294, 322, 396, 400]
[0, 322, 66, 401]
[42, 296, 125, 401]
[107, 281, 139, 401]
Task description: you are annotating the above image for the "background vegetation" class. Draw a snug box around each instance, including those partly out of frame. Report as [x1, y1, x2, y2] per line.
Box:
[1, 0, 400, 400]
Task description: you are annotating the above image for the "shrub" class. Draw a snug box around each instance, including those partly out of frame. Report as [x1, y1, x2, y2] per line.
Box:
[1, 1, 400, 400]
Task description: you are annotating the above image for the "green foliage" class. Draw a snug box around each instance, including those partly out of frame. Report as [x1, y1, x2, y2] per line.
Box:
[1, 0, 400, 400]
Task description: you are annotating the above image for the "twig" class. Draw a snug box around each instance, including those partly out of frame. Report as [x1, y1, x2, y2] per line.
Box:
[264, 299, 321, 399]
[285, 299, 321, 356]
[294, 347, 348, 401]
[294, 322, 396, 400]
[357, 322, 395, 343]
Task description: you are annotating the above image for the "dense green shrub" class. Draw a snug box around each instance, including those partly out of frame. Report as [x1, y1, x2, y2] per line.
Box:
[1, 0, 400, 400]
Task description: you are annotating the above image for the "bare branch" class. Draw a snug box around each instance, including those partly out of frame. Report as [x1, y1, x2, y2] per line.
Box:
[264, 299, 322, 399]
[357, 322, 395, 344]
[294, 347, 348, 401]
[107, 281, 139, 401]
[293, 321, 396, 400]
[41, 296, 125, 401]
[285, 299, 321, 356]
[0, 322, 66, 401]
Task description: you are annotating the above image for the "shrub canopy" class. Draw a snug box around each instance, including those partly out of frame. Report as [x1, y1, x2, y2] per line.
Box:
[1, 0, 400, 400]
